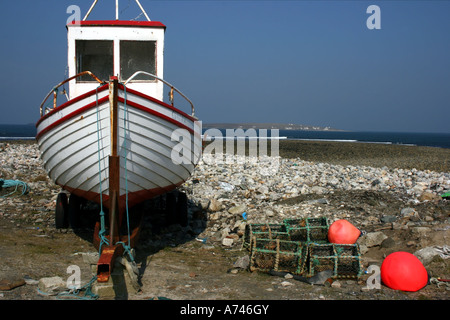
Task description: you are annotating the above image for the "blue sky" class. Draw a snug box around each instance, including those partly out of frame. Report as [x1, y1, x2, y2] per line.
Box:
[1, 0, 449, 133]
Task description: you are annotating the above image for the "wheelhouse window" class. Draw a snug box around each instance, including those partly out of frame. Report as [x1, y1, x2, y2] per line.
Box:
[76, 40, 113, 82]
[120, 41, 156, 81]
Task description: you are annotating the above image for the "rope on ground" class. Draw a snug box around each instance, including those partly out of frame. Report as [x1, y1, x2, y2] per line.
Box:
[56, 275, 99, 300]
[0, 179, 30, 197]
[36, 275, 99, 300]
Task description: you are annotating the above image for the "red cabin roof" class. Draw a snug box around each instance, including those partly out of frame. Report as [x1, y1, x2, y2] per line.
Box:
[67, 20, 166, 28]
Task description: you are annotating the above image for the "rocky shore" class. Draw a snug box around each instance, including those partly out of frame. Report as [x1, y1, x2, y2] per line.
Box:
[183, 142, 449, 261]
[0, 140, 449, 300]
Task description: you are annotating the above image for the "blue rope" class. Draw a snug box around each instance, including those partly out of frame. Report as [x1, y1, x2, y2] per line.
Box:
[119, 82, 134, 262]
[37, 275, 99, 300]
[94, 82, 134, 262]
[0, 179, 30, 197]
[95, 85, 109, 252]
[43, 82, 135, 300]
[57, 274, 99, 300]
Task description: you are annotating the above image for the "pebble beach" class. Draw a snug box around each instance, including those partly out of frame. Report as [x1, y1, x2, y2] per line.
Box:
[0, 139, 449, 300]
[185, 140, 450, 240]
[1, 139, 449, 234]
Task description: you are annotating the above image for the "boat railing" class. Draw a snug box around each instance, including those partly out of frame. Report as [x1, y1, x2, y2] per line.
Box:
[40, 70, 196, 118]
[39, 71, 105, 117]
[124, 71, 196, 117]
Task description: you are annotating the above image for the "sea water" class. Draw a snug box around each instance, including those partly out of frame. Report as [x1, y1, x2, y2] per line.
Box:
[278, 130, 450, 149]
[0, 124, 36, 140]
[203, 128, 450, 149]
[1, 124, 449, 149]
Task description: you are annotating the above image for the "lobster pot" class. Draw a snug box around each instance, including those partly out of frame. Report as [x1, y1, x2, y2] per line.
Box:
[249, 238, 306, 275]
[243, 223, 290, 249]
[307, 243, 362, 279]
[284, 217, 329, 243]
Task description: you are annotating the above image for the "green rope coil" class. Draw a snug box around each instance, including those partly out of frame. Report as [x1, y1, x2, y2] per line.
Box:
[56, 275, 99, 300]
[0, 179, 30, 197]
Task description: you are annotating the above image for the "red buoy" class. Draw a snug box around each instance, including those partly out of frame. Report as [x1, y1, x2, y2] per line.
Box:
[381, 252, 428, 292]
[328, 219, 361, 244]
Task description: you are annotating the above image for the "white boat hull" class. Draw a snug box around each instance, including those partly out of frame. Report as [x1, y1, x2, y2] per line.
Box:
[36, 83, 201, 210]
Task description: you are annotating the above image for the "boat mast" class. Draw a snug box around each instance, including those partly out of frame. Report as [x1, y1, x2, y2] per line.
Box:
[83, 0, 151, 21]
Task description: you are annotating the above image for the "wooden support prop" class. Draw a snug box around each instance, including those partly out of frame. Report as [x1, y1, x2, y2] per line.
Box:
[97, 245, 124, 283]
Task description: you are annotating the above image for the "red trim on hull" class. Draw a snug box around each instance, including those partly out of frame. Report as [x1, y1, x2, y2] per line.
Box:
[117, 96, 194, 134]
[64, 181, 183, 212]
[36, 87, 195, 141]
[36, 96, 110, 141]
[120, 84, 197, 123]
[36, 84, 109, 128]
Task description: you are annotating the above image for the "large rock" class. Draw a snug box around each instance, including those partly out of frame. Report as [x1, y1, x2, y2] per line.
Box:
[209, 198, 223, 212]
[228, 204, 247, 215]
[414, 246, 444, 265]
[38, 276, 67, 295]
[233, 255, 250, 270]
[410, 227, 432, 237]
[418, 192, 440, 202]
[358, 231, 388, 247]
[400, 208, 418, 218]
[222, 237, 234, 247]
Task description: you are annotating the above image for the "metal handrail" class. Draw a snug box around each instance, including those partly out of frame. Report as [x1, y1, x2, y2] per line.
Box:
[39, 70, 196, 118]
[39, 71, 105, 116]
[124, 71, 195, 117]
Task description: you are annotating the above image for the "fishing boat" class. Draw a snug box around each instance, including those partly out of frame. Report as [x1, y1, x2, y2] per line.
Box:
[36, 0, 202, 282]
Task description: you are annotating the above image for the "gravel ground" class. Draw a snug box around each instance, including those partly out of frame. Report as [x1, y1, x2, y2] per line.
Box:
[0, 140, 448, 304]
[278, 140, 450, 173]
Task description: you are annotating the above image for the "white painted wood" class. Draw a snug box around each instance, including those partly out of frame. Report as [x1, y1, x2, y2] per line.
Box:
[38, 12, 199, 208]
[67, 23, 165, 100]
[37, 86, 201, 207]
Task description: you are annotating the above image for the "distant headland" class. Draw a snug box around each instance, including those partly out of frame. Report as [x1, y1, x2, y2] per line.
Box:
[202, 123, 343, 131]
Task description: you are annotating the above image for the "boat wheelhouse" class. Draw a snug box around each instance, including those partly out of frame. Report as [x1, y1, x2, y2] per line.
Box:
[67, 19, 166, 100]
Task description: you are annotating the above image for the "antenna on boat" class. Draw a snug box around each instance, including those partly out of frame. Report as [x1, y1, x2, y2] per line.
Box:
[83, 0, 151, 21]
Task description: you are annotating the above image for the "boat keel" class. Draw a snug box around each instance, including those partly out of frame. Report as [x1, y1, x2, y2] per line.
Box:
[95, 80, 142, 283]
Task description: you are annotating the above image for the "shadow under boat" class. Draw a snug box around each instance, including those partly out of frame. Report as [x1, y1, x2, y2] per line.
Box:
[56, 188, 207, 293]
